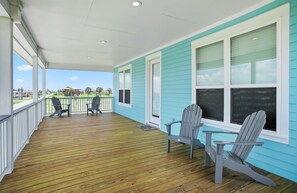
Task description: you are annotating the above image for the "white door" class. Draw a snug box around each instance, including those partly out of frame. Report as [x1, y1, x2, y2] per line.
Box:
[148, 58, 161, 126]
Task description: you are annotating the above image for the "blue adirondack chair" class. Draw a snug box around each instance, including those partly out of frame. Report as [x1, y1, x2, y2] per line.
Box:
[87, 96, 102, 115]
[165, 104, 204, 159]
[203, 110, 276, 186]
[49, 97, 70, 117]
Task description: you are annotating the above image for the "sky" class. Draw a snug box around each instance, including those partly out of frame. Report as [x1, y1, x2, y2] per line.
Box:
[13, 52, 113, 91]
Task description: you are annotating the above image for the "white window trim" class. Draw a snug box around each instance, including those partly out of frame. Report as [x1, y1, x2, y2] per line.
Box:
[145, 52, 162, 127]
[118, 64, 132, 108]
[191, 4, 289, 144]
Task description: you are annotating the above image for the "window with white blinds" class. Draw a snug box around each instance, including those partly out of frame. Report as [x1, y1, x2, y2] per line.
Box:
[191, 4, 289, 143]
[230, 24, 277, 131]
[196, 41, 224, 121]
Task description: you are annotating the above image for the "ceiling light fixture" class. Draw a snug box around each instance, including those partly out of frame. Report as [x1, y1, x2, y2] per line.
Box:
[100, 40, 107, 44]
[132, 0, 142, 7]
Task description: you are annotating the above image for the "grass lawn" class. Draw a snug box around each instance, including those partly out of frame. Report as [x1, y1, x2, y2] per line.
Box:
[13, 100, 23, 105]
[13, 97, 33, 105]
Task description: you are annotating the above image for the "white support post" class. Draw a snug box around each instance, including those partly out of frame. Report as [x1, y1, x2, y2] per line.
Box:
[0, 17, 14, 174]
[42, 67, 46, 98]
[42, 67, 46, 116]
[32, 55, 38, 102]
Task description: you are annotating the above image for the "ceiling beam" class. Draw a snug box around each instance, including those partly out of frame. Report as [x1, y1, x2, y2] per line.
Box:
[0, 0, 47, 68]
[47, 63, 113, 72]
[0, 0, 10, 17]
[15, 19, 47, 66]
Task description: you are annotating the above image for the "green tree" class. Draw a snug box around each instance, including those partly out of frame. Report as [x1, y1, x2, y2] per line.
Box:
[68, 87, 75, 96]
[106, 88, 112, 96]
[96, 87, 103, 94]
[64, 87, 75, 96]
[85, 87, 92, 96]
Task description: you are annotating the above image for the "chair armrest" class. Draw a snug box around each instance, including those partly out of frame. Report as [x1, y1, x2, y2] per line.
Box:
[203, 130, 239, 135]
[165, 120, 181, 135]
[165, 120, 182, 127]
[214, 141, 264, 146]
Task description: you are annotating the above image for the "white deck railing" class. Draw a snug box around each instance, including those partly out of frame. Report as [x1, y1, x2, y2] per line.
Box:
[0, 115, 10, 181]
[0, 99, 45, 181]
[45, 97, 113, 115]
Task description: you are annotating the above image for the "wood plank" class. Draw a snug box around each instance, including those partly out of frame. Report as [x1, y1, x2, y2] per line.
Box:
[0, 113, 295, 193]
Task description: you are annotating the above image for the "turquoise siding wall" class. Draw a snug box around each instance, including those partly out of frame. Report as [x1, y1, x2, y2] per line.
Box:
[114, 58, 146, 123]
[114, 0, 297, 182]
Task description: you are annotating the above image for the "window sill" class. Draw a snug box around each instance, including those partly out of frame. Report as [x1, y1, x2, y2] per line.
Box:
[201, 118, 289, 144]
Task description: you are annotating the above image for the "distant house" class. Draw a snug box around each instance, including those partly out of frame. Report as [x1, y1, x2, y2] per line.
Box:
[13, 89, 31, 99]
[61, 87, 83, 96]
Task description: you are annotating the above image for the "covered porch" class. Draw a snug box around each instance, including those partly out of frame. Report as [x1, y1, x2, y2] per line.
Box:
[1, 0, 297, 190]
[0, 113, 295, 192]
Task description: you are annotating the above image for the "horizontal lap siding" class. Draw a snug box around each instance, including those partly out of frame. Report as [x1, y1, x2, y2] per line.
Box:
[161, 42, 192, 131]
[113, 0, 297, 182]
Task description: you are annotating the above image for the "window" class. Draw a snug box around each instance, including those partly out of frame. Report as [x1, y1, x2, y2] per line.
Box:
[118, 65, 132, 106]
[196, 41, 224, 121]
[192, 5, 289, 143]
[230, 24, 277, 131]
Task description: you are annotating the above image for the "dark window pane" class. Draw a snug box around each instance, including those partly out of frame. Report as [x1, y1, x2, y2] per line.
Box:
[125, 90, 130, 104]
[119, 90, 123, 103]
[196, 89, 224, 121]
[231, 87, 276, 131]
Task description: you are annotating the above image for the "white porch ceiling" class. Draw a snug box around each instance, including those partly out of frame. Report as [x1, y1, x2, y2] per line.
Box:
[20, 0, 270, 72]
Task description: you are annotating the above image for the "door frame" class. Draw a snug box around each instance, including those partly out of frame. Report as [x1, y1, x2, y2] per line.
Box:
[145, 52, 162, 128]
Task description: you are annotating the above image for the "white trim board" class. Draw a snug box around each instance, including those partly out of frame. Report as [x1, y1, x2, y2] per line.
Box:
[145, 52, 162, 127]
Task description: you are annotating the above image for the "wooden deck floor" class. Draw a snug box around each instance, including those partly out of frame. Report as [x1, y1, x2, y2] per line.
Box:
[0, 113, 296, 193]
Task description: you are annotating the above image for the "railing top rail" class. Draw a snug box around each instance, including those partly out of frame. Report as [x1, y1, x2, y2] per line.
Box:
[45, 96, 113, 100]
[0, 115, 10, 122]
[13, 98, 45, 115]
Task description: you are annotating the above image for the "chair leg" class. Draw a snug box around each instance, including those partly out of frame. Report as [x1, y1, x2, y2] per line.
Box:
[190, 142, 194, 159]
[215, 155, 223, 184]
[205, 152, 211, 166]
[87, 110, 89, 116]
[167, 139, 171, 153]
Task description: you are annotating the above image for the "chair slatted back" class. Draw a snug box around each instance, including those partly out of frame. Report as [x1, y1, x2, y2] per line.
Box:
[91, 96, 100, 110]
[180, 104, 202, 138]
[231, 111, 266, 161]
[52, 97, 62, 111]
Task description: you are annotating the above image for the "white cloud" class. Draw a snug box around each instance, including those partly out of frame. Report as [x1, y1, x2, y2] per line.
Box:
[17, 65, 32, 71]
[69, 76, 78, 80]
[16, 79, 24, 83]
